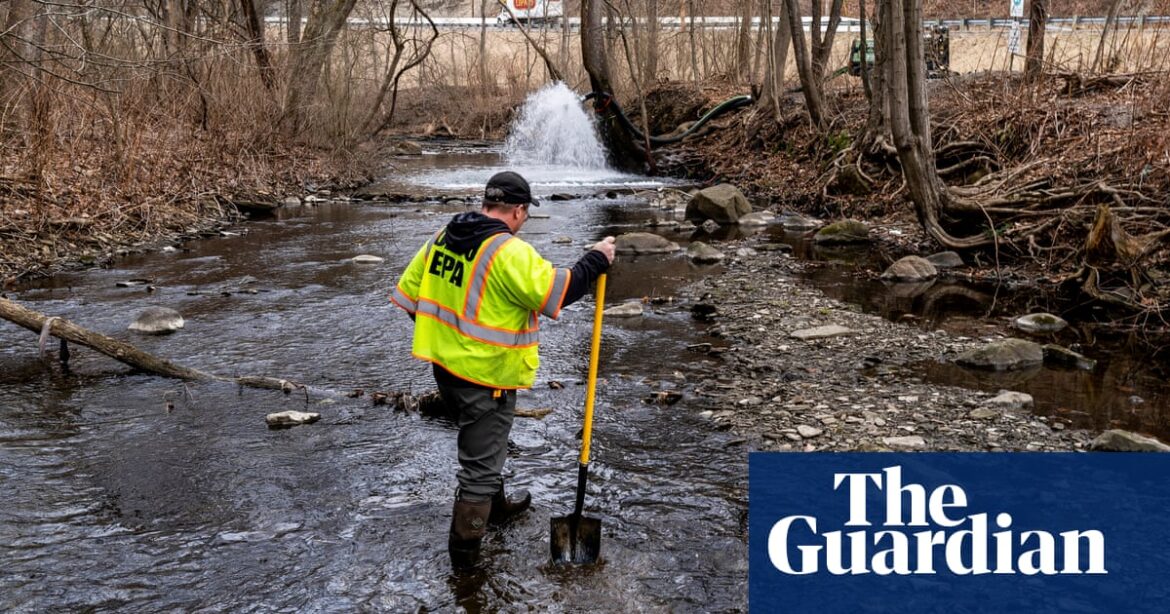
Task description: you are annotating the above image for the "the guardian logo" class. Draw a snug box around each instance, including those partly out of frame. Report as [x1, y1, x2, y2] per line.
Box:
[768, 465, 1107, 576]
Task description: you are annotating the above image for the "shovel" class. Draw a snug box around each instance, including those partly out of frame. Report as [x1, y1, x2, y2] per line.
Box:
[550, 273, 607, 565]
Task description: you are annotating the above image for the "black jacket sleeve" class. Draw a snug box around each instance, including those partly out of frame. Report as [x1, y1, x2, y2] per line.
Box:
[561, 250, 611, 308]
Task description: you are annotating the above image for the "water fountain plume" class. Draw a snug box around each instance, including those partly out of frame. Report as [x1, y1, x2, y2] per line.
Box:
[504, 82, 608, 169]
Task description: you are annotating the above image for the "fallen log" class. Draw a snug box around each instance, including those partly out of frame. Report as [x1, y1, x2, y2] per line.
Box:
[3, 297, 214, 379]
[0, 296, 545, 418]
[1, 296, 311, 393]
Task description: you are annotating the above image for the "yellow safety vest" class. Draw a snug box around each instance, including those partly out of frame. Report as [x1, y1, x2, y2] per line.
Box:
[391, 229, 571, 389]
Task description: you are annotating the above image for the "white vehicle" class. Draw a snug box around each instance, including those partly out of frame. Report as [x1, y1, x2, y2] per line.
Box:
[496, 0, 563, 25]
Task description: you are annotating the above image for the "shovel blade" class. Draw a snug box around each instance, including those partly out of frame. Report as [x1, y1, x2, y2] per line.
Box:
[550, 514, 601, 565]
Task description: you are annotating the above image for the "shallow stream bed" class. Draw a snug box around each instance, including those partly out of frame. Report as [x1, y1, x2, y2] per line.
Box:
[4, 146, 1170, 611]
[0, 151, 747, 612]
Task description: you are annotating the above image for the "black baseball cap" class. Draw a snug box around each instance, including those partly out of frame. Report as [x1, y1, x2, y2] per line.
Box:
[484, 171, 539, 207]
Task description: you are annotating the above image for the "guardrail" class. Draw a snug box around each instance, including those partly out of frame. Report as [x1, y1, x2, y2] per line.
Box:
[263, 14, 1170, 32]
[936, 15, 1170, 28]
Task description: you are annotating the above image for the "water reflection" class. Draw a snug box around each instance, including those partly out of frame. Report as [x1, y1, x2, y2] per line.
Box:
[0, 157, 747, 611]
[766, 229, 1170, 440]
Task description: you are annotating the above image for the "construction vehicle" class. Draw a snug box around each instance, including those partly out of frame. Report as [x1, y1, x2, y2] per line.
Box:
[848, 25, 951, 79]
[497, 0, 563, 25]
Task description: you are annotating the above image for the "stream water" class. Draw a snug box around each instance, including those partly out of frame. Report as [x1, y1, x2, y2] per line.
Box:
[789, 240, 1170, 439]
[4, 89, 1170, 611]
[0, 88, 751, 611]
[0, 180, 750, 612]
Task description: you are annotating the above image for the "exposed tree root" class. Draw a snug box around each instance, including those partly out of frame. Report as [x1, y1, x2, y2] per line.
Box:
[650, 70, 1170, 318]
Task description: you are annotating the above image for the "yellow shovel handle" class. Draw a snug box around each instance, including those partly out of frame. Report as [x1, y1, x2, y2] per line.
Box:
[579, 273, 606, 465]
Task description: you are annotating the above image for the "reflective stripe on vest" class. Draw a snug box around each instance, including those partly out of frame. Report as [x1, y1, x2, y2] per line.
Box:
[416, 299, 540, 348]
[390, 287, 417, 312]
[539, 268, 570, 318]
[462, 233, 511, 319]
[390, 231, 443, 314]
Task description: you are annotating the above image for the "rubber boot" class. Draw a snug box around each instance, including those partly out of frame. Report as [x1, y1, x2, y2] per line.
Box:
[448, 497, 491, 571]
[488, 483, 532, 526]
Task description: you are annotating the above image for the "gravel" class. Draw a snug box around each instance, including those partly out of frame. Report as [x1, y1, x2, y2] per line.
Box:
[665, 234, 1095, 453]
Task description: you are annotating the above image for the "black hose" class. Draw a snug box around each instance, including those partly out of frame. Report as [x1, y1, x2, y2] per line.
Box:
[583, 91, 753, 147]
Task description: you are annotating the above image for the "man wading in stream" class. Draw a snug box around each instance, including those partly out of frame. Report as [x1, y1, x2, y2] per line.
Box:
[391, 171, 616, 570]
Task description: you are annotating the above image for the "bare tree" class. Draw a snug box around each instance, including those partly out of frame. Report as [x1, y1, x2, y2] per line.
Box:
[644, 0, 659, 87]
[688, 0, 700, 85]
[858, 0, 872, 100]
[809, 0, 845, 79]
[479, 0, 492, 94]
[564, 1, 574, 72]
[1, 0, 54, 178]
[282, 0, 359, 138]
[782, 0, 846, 128]
[758, 0, 791, 121]
[862, 0, 892, 153]
[2, 0, 37, 85]
[1093, 0, 1125, 72]
[1025, 0, 1046, 80]
[363, 0, 439, 137]
[239, 0, 276, 90]
[735, 0, 754, 82]
[288, 0, 304, 44]
[882, 0, 990, 249]
[783, 0, 826, 127]
[582, 0, 646, 170]
[499, 2, 564, 81]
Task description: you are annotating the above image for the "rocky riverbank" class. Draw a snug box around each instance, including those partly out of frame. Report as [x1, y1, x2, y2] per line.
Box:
[651, 188, 1147, 453]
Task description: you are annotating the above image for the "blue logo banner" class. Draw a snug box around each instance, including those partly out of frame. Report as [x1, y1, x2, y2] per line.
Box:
[749, 453, 1170, 613]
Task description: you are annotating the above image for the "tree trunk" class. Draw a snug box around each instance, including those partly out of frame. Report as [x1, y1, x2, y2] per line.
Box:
[614, 4, 656, 171]
[811, 0, 845, 79]
[784, 0, 826, 129]
[240, 0, 276, 90]
[735, 0, 754, 82]
[759, 0, 792, 121]
[751, 6, 765, 83]
[688, 0, 700, 85]
[561, 0, 571, 74]
[863, 0, 890, 150]
[0, 298, 215, 384]
[1093, 0, 1124, 73]
[858, 0, 872, 99]
[1025, 0, 1046, 80]
[282, 0, 359, 138]
[582, 0, 647, 171]
[288, 0, 303, 43]
[163, 0, 184, 53]
[480, 0, 492, 94]
[605, 4, 618, 67]
[625, 0, 645, 84]
[1, 0, 35, 102]
[644, 0, 659, 88]
[4, 1, 52, 178]
[884, 0, 989, 249]
[29, 9, 52, 180]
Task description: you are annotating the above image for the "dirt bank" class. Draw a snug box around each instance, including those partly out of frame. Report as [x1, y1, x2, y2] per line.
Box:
[647, 73, 1170, 301]
[0, 136, 383, 286]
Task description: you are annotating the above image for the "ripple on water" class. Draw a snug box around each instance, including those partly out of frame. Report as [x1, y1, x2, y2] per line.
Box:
[0, 165, 746, 611]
